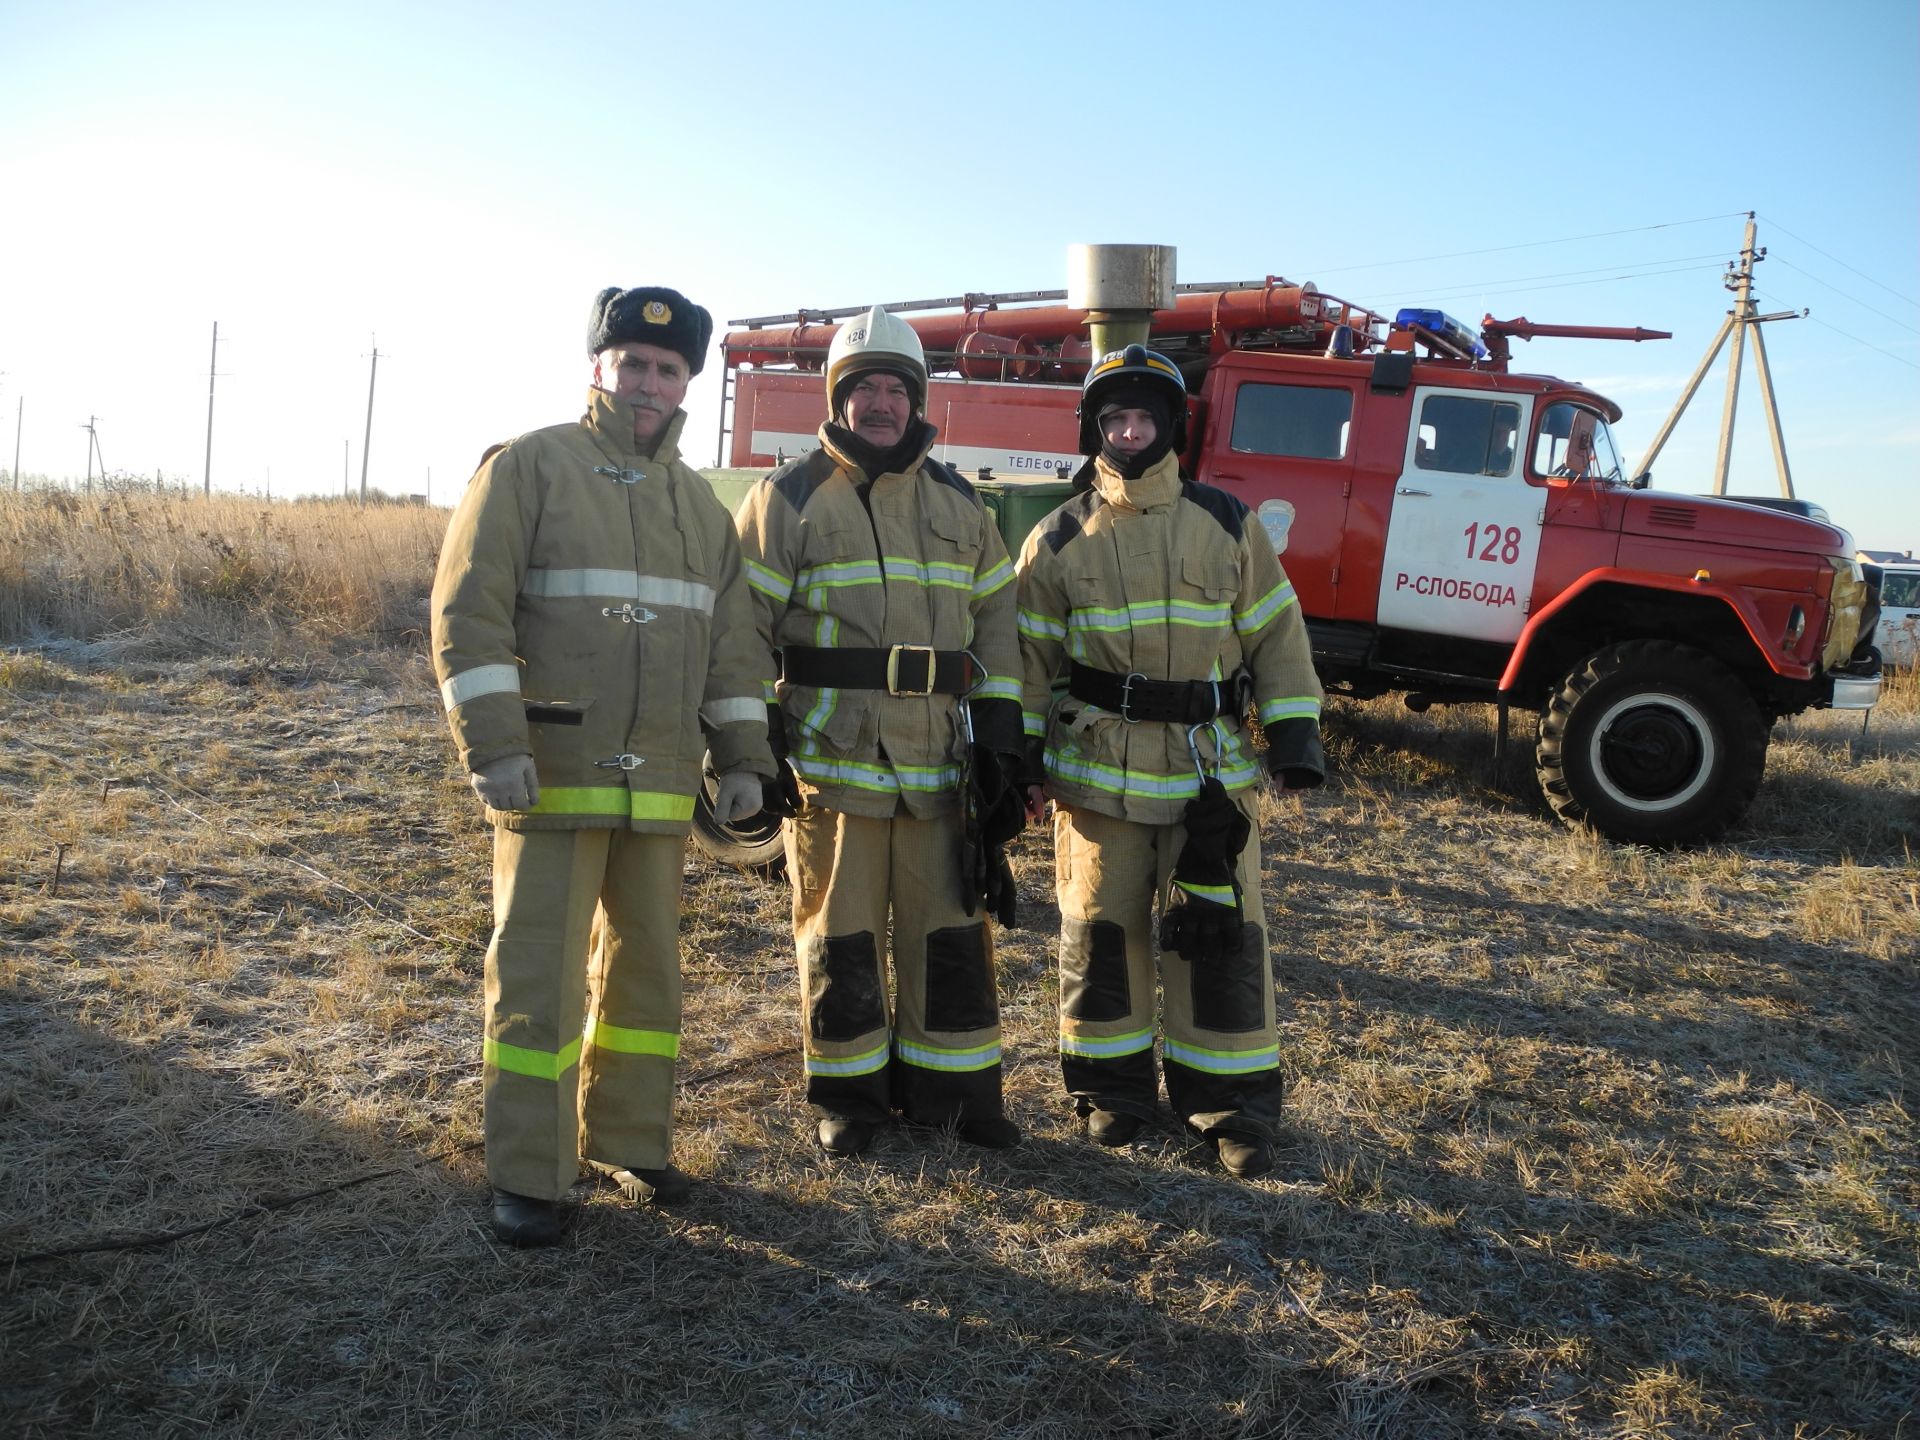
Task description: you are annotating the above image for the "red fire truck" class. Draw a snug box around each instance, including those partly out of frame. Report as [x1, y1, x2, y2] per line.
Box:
[697, 274, 1882, 853]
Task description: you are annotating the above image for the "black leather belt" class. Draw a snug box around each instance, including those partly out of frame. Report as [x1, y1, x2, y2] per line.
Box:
[782, 645, 974, 697]
[1068, 661, 1248, 724]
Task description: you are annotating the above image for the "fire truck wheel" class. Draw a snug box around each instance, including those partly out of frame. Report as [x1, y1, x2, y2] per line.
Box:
[690, 773, 788, 875]
[1535, 639, 1768, 847]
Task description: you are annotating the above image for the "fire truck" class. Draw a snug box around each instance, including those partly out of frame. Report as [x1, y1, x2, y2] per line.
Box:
[693, 246, 1882, 859]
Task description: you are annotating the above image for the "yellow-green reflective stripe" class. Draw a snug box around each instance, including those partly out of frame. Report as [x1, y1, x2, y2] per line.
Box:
[896, 1039, 1001, 1072]
[486, 1033, 583, 1081]
[1046, 746, 1260, 798]
[584, 1016, 680, 1058]
[527, 787, 696, 822]
[1260, 695, 1322, 723]
[1060, 1027, 1154, 1059]
[973, 559, 1014, 596]
[629, 791, 697, 821]
[746, 561, 793, 600]
[1235, 580, 1298, 634]
[806, 1043, 890, 1077]
[1174, 880, 1237, 904]
[1164, 1038, 1279, 1074]
[1018, 609, 1067, 640]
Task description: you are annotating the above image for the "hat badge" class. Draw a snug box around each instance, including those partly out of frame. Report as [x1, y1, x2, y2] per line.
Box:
[643, 300, 671, 325]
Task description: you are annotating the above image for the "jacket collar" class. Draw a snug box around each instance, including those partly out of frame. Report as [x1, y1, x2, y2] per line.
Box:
[584, 386, 685, 465]
[816, 417, 937, 483]
[1091, 449, 1181, 512]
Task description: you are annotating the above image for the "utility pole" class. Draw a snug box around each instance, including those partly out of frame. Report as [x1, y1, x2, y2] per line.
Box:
[343, 438, 349, 499]
[359, 337, 382, 504]
[12, 396, 21, 492]
[81, 416, 104, 493]
[1633, 214, 1806, 496]
[203, 321, 221, 497]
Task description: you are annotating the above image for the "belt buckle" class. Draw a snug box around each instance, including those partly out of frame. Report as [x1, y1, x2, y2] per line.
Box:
[1118, 671, 1146, 724]
[887, 644, 936, 697]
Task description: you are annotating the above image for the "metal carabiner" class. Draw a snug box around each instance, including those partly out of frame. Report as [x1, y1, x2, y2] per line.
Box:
[1185, 720, 1225, 781]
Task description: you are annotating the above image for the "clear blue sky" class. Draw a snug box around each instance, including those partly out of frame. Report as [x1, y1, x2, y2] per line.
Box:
[2, 0, 1914, 552]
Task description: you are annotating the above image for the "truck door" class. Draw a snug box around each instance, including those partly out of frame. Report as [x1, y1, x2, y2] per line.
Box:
[1376, 388, 1537, 642]
[1198, 374, 1360, 620]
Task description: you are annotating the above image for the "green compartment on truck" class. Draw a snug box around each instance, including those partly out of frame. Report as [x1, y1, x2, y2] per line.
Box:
[974, 475, 1077, 556]
[700, 467, 766, 521]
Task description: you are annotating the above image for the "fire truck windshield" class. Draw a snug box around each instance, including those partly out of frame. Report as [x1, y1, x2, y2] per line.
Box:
[1534, 402, 1625, 484]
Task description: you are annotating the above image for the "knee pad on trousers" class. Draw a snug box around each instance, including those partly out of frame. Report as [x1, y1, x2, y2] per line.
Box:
[925, 923, 997, 1033]
[809, 931, 886, 1043]
[1060, 918, 1131, 1023]
[1188, 922, 1266, 1034]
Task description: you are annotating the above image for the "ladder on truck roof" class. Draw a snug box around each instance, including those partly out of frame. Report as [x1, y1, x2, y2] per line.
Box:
[725, 280, 1301, 329]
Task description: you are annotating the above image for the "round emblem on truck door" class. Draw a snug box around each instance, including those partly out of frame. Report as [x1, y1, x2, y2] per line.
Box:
[1258, 499, 1296, 554]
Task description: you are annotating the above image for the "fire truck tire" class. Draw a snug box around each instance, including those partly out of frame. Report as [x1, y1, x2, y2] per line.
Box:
[1535, 640, 1767, 847]
[690, 772, 788, 874]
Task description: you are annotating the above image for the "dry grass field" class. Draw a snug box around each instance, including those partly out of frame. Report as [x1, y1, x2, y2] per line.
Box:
[2, 490, 1916, 1438]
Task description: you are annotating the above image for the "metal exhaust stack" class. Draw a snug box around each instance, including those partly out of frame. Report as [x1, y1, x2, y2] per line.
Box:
[1068, 243, 1175, 360]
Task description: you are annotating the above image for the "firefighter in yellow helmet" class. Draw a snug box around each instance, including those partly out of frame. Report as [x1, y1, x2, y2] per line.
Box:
[1014, 344, 1325, 1179]
[734, 305, 1027, 1157]
[431, 286, 776, 1246]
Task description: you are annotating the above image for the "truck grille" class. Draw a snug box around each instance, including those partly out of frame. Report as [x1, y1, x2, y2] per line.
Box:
[1647, 504, 1697, 529]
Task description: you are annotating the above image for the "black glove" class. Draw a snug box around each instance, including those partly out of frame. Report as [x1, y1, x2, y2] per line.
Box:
[1158, 777, 1252, 964]
[959, 743, 1023, 927]
[762, 764, 803, 819]
[761, 701, 803, 818]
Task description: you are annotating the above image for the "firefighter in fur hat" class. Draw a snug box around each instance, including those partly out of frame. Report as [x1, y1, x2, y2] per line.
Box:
[1014, 344, 1325, 1178]
[432, 286, 775, 1245]
[734, 305, 1027, 1158]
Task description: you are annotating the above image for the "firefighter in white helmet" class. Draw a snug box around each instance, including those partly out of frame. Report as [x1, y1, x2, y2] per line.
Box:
[735, 305, 1027, 1157]
[431, 286, 776, 1246]
[1014, 344, 1325, 1179]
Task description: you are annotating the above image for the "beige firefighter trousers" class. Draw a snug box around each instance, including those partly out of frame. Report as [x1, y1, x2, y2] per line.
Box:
[1053, 793, 1285, 1139]
[483, 826, 686, 1200]
[785, 804, 1006, 1125]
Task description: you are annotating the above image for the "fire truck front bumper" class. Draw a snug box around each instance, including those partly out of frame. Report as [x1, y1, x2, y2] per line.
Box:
[1826, 665, 1882, 711]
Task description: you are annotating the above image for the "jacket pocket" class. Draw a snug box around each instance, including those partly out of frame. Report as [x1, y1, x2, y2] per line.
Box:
[1181, 555, 1239, 602]
[927, 506, 982, 561]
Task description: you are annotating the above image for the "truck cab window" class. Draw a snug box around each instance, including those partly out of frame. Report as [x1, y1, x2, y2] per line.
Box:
[1413, 395, 1522, 475]
[1230, 383, 1354, 460]
[1534, 402, 1626, 483]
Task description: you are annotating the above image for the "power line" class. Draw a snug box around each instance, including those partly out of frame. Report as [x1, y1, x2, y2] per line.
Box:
[1358, 261, 1725, 314]
[1752, 290, 1920, 372]
[1771, 257, 1920, 338]
[1299, 211, 1752, 280]
[1758, 213, 1919, 309]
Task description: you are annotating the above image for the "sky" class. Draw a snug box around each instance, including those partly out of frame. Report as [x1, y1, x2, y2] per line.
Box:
[2, 0, 1915, 552]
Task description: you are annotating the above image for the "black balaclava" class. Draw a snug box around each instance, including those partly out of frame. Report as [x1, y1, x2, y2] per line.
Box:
[1094, 381, 1176, 480]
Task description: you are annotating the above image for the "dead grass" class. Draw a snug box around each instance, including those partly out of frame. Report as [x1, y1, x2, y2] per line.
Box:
[0, 486, 441, 657]
[1, 497, 1916, 1437]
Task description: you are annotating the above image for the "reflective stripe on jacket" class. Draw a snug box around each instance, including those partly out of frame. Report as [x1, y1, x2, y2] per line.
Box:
[1015, 451, 1324, 826]
[734, 427, 1022, 819]
[431, 390, 774, 834]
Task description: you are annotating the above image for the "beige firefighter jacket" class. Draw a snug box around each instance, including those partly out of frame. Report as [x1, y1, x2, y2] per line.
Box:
[1015, 451, 1324, 826]
[431, 390, 774, 835]
[734, 425, 1022, 820]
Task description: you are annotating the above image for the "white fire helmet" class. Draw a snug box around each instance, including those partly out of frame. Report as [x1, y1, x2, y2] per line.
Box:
[825, 305, 928, 411]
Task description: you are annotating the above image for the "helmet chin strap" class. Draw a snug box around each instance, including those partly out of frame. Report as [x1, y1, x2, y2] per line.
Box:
[1099, 431, 1176, 479]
